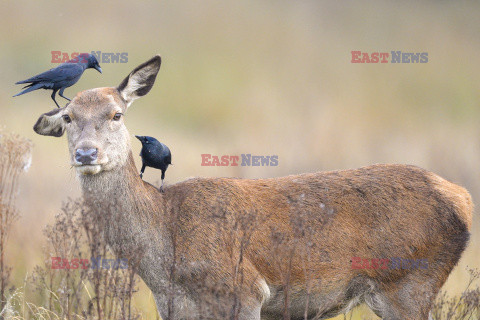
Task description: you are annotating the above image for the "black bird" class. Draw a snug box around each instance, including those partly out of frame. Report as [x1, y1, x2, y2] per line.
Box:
[135, 135, 172, 192]
[14, 53, 102, 108]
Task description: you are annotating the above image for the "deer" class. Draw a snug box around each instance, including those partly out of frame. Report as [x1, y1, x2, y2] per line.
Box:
[33, 55, 473, 320]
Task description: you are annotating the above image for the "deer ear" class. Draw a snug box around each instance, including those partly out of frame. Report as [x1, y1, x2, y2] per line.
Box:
[117, 55, 161, 108]
[33, 107, 66, 137]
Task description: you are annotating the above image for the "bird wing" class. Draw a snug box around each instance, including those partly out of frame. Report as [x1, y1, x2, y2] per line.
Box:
[162, 144, 172, 164]
[165, 153, 172, 165]
[15, 63, 85, 84]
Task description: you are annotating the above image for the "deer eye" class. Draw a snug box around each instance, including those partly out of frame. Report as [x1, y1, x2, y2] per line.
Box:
[112, 113, 122, 121]
[62, 115, 72, 123]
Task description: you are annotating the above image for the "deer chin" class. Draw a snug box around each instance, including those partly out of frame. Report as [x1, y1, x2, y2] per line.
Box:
[75, 164, 102, 175]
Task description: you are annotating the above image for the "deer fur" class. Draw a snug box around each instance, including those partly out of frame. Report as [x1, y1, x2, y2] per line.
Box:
[34, 55, 473, 320]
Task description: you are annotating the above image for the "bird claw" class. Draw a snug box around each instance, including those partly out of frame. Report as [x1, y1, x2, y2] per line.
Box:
[159, 186, 165, 193]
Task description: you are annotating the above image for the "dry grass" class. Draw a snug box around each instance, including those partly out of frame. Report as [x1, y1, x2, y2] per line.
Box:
[431, 269, 480, 320]
[2, 197, 141, 320]
[0, 130, 32, 313]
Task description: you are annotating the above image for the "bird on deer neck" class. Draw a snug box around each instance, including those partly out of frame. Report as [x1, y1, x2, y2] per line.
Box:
[135, 135, 172, 192]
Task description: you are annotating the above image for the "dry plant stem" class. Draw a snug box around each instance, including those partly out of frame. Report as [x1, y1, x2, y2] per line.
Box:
[27, 198, 141, 320]
[0, 132, 32, 315]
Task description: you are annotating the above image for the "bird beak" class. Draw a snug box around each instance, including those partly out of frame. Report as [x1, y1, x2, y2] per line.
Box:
[135, 135, 143, 141]
[95, 65, 102, 73]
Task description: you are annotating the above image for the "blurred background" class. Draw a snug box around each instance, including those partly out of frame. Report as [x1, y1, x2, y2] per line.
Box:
[1, 0, 479, 318]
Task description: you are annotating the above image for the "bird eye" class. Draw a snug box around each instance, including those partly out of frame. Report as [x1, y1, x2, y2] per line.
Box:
[62, 115, 72, 123]
[112, 113, 122, 121]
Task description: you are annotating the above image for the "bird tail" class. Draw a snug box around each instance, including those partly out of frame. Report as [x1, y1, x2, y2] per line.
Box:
[15, 79, 35, 85]
[20, 83, 35, 89]
[13, 83, 44, 97]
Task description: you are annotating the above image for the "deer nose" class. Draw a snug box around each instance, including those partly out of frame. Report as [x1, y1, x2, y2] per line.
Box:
[75, 148, 98, 165]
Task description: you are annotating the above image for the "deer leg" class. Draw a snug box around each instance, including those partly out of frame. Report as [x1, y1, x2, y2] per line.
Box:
[237, 303, 261, 320]
[370, 226, 469, 320]
[367, 273, 441, 320]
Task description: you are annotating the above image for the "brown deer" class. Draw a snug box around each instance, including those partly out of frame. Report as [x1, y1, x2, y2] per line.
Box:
[33, 55, 473, 320]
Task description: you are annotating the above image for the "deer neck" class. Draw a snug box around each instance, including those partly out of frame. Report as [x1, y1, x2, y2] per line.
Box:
[79, 151, 159, 205]
[77, 151, 167, 258]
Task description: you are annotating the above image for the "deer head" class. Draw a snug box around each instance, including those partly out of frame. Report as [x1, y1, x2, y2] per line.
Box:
[33, 55, 161, 175]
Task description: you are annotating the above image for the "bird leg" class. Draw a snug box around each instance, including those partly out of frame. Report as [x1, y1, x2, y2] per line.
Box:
[59, 88, 71, 101]
[159, 170, 166, 192]
[139, 164, 146, 179]
[51, 89, 60, 108]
